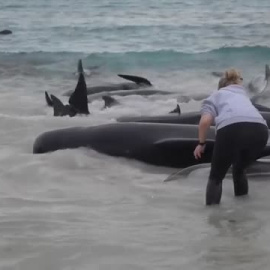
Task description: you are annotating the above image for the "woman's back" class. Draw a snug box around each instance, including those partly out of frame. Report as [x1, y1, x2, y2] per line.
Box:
[202, 84, 266, 130]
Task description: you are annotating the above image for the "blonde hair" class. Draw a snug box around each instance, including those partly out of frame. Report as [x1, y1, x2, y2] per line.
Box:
[218, 77, 227, 89]
[218, 68, 243, 89]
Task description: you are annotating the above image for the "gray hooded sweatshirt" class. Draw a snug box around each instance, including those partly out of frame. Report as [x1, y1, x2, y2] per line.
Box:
[201, 84, 267, 130]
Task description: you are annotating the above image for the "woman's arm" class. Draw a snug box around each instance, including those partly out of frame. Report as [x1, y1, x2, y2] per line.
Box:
[198, 113, 214, 143]
[194, 93, 217, 159]
[194, 113, 214, 159]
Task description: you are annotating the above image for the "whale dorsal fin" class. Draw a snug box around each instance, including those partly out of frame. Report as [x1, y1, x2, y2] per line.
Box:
[77, 59, 84, 74]
[117, 74, 152, 86]
[169, 104, 181, 115]
[45, 91, 53, 107]
[102, 95, 119, 108]
[69, 72, 90, 115]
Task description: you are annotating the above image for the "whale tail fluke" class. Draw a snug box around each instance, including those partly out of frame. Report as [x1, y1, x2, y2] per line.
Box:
[169, 104, 181, 115]
[117, 74, 152, 86]
[45, 91, 53, 107]
[50, 95, 68, 116]
[50, 95, 76, 117]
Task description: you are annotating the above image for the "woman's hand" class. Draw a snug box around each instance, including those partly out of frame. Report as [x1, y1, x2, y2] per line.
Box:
[194, 144, 205, 159]
[194, 113, 213, 160]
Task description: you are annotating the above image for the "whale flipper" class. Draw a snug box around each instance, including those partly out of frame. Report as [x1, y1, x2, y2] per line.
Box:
[164, 163, 211, 182]
[169, 104, 181, 115]
[45, 91, 53, 107]
[102, 95, 119, 108]
[69, 72, 90, 115]
[164, 160, 270, 182]
[117, 74, 152, 86]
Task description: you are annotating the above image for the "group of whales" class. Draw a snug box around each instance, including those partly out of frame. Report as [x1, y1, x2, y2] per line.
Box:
[45, 59, 172, 116]
[34, 61, 270, 172]
[45, 59, 270, 117]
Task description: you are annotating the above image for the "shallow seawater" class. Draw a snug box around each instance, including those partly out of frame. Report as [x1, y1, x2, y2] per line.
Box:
[1, 0, 270, 269]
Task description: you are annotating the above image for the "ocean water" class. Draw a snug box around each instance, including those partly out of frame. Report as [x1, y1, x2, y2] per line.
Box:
[1, 0, 270, 269]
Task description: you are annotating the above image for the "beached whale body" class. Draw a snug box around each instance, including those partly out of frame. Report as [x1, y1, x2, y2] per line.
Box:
[63, 73, 153, 96]
[33, 123, 270, 168]
[87, 89, 175, 102]
[117, 104, 270, 128]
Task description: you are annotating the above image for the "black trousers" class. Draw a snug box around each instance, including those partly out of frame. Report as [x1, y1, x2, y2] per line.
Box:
[210, 122, 269, 184]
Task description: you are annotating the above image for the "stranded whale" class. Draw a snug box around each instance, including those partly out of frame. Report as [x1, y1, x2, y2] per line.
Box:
[33, 123, 270, 168]
[117, 103, 270, 128]
[63, 73, 153, 96]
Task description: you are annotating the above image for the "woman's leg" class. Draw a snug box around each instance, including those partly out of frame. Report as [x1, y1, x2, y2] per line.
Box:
[232, 151, 249, 196]
[206, 127, 235, 205]
[232, 124, 268, 196]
